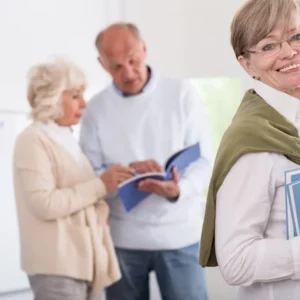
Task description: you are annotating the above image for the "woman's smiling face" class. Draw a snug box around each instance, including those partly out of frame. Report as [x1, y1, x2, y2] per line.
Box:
[239, 15, 300, 97]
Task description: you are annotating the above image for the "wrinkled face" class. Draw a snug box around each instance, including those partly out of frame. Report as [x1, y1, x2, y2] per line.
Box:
[239, 16, 300, 95]
[99, 36, 148, 95]
[56, 86, 86, 126]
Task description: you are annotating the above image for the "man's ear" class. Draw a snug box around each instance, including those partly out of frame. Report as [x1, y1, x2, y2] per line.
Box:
[98, 56, 109, 72]
[238, 55, 256, 77]
[143, 42, 147, 55]
[97, 56, 104, 68]
[140, 41, 147, 59]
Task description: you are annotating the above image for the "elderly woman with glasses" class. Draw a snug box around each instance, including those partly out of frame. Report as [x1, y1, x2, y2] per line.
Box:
[13, 58, 134, 300]
[200, 0, 300, 299]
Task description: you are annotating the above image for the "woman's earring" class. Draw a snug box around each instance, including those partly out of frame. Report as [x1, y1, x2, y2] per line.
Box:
[252, 76, 256, 79]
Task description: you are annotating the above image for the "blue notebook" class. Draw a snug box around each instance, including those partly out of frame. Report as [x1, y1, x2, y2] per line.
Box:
[285, 168, 300, 239]
[118, 142, 201, 212]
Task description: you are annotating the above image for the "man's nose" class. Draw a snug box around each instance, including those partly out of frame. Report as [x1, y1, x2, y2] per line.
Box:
[122, 66, 135, 80]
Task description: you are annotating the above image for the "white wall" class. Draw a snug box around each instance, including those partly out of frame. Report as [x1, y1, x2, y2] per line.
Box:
[0, 0, 115, 113]
[0, 111, 30, 293]
[123, 0, 248, 79]
[0, 0, 121, 293]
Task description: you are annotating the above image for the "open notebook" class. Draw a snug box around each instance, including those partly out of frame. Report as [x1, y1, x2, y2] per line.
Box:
[118, 142, 201, 212]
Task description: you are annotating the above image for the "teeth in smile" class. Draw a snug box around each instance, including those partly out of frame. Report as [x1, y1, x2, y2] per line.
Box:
[279, 63, 300, 72]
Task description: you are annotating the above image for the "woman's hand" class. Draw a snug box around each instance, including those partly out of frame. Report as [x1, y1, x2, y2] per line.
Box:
[100, 165, 134, 193]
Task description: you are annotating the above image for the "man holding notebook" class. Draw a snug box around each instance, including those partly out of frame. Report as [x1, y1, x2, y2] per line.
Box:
[80, 22, 213, 300]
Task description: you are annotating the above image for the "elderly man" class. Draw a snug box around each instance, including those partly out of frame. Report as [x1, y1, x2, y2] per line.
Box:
[80, 22, 213, 300]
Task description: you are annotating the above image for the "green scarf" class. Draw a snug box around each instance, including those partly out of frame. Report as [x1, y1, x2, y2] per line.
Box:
[199, 89, 300, 267]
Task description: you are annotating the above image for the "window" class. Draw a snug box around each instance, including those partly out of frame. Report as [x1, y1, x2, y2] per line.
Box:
[193, 78, 242, 159]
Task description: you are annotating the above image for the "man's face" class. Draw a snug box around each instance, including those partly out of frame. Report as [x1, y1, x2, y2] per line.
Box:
[99, 35, 148, 95]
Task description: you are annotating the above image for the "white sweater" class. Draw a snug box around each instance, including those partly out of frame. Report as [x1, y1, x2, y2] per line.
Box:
[80, 69, 213, 250]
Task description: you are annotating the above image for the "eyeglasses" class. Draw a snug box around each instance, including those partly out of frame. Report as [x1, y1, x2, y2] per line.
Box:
[243, 33, 300, 58]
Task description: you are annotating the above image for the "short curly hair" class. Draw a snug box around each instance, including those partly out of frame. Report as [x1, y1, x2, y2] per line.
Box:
[27, 57, 86, 122]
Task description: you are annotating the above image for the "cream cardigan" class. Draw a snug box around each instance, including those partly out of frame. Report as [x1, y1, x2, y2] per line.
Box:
[13, 123, 121, 296]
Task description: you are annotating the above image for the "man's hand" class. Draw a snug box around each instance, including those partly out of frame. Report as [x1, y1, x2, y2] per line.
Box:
[100, 165, 134, 193]
[137, 167, 180, 199]
[129, 159, 163, 173]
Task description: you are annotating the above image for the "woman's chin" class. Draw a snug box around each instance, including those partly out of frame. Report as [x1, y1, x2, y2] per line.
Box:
[282, 83, 300, 91]
[71, 120, 80, 126]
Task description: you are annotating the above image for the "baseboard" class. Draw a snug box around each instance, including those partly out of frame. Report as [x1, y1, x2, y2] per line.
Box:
[0, 288, 31, 296]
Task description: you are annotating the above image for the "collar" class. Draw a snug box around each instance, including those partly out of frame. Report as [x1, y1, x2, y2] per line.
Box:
[36, 120, 83, 164]
[112, 66, 153, 97]
[252, 79, 300, 125]
[43, 120, 73, 134]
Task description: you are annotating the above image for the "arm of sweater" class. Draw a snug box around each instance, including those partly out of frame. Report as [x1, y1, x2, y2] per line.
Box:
[178, 82, 213, 200]
[215, 152, 300, 286]
[80, 106, 118, 200]
[80, 106, 107, 176]
[15, 134, 106, 221]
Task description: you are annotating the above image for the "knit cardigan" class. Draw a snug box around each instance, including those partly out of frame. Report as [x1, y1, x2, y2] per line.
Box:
[13, 123, 121, 297]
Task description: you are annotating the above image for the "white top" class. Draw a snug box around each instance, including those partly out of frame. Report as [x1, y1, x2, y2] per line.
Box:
[215, 80, 300, 300]
[80, 69, 213, 250]
[38, 121, 83, 164]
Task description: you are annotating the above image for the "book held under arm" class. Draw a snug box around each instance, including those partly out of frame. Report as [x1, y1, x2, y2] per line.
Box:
[118, 142, 201, 212]
[285, 168, 300, 239]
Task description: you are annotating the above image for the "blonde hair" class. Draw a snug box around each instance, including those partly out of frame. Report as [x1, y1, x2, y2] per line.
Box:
[231, 0, 300, 58]
[27, 57, 86, 122]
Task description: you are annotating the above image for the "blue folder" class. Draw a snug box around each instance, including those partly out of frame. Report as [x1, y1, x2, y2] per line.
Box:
[285, 168, 300, 238]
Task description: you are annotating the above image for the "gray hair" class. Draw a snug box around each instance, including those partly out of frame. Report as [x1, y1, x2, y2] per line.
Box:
[231, 0, 300, 58]
[95, 22, 142, 54]
[27, 57, 86, 122]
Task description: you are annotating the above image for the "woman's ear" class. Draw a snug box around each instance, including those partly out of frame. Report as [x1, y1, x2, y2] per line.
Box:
[238, 55, 256, 78]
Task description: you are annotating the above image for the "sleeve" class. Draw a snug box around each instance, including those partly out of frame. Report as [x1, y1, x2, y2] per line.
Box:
[14, 135, 106, 221]
[80, 105, 118, 200]
[80, 106, 107, 176]
[177, 81, 214, 200]
[215, 152, 300, 286]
